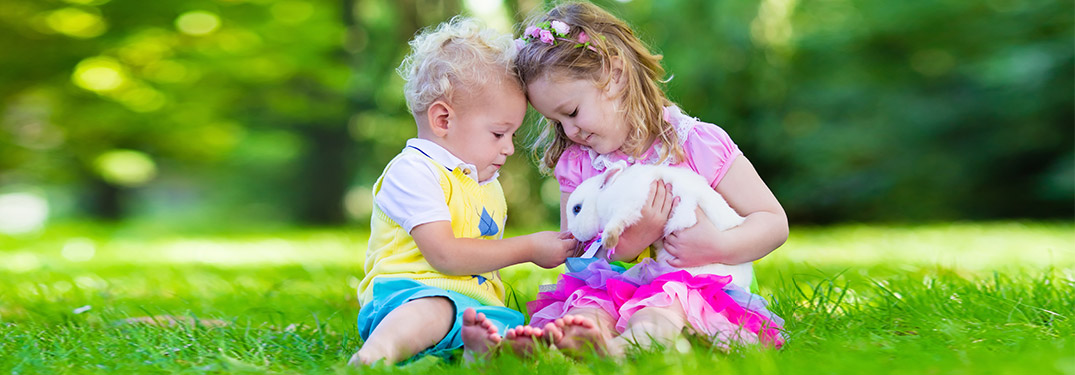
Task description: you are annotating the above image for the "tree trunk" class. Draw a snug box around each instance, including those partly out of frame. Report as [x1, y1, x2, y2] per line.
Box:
[296, 125, 353, 224]
[85, 177, 122, 221]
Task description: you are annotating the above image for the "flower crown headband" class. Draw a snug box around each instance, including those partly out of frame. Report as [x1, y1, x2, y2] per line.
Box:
[515, 20, 599, 52]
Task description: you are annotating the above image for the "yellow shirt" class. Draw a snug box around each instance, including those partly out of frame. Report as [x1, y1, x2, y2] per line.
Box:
[358, 147, 508, 307]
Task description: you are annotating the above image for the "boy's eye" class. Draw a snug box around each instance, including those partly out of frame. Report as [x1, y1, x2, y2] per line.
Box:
[569, 108, 578, 117]
[493, 133, 504, 138]
[572, 204, 582, 215]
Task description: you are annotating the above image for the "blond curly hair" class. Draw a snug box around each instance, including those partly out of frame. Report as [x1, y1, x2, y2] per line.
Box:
[398, 16, 520, 116]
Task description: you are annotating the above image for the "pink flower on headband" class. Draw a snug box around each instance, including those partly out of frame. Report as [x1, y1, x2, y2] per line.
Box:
[525, 26, 540, 38]
[550, 20, 570, 35]
[538, 29, 554, 44]
[517, 19, 597, 52]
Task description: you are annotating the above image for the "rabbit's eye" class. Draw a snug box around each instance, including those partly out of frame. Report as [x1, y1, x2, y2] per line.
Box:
[572, 204, 582, 215]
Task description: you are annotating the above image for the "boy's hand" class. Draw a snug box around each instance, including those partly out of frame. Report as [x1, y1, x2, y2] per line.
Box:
[530, 231, 577, 268]
[613, 180, 678, 256]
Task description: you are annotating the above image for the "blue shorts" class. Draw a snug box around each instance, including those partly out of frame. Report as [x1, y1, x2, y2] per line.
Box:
[357, 277, 524, 360]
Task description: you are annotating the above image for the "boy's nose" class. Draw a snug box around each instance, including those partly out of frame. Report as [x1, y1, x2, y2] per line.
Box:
[504, 141, 514, 156]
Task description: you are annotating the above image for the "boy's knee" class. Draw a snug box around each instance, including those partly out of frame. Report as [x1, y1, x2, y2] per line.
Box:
[358, 296, 456, 365]
[401, 296, 456, 338]
[408, 296, 455, 329]
[407, 296, 454, 314]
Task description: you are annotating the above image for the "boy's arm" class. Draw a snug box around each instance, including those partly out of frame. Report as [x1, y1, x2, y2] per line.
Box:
[411, 221, 574, 275]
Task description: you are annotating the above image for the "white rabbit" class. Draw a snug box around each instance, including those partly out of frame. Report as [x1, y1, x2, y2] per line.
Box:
[565, 161, 754, 290]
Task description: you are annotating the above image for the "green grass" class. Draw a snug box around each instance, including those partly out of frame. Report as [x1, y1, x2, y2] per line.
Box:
[1, 221, 1072, 374]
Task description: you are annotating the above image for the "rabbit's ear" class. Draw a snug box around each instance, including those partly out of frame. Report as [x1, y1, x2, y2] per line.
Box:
[599, 166, 624, 190]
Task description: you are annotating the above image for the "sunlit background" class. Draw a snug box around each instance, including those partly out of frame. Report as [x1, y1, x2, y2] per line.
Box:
[0, 0, 1071, 238]
[0, 4, 1071, 373]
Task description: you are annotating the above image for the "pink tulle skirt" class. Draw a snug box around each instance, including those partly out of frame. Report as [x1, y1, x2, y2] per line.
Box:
[527, 258, 632, 328]
[528, 258, 785, 348]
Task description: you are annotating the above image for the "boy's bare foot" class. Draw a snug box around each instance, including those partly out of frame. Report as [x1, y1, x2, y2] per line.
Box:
[347, 351, 362, 366]
[347, 350, 373, 367]
[504, 325, 548, 356]
[461, 308, 500, 361]
[347, 346, 390, 367]
[543, 315, 611, 357]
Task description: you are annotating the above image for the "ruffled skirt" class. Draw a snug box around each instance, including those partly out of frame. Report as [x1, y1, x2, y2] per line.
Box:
[527, 257, 785, 348]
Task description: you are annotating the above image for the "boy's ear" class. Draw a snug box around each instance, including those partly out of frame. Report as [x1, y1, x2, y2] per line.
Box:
[426, 100, 452, 137]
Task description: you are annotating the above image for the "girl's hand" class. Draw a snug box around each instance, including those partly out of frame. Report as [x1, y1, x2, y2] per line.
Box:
[663, 207, 728, 267]
[665, 156, 790, 268]
[530, 231, 577, 268]
[612, 180, 678, 259]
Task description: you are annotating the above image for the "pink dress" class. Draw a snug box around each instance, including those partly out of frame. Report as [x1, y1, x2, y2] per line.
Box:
[527, 106, 785, 348]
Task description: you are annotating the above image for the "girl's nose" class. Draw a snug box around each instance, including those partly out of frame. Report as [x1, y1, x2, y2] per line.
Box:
[561, 120, 579, 137]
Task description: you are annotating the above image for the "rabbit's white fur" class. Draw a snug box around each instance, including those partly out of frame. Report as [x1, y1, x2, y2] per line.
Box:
[565, 161, 753, 289]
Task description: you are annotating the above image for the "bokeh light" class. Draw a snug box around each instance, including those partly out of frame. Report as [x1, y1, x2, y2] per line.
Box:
[92, 149, 158, 187]
[463, 0, 511, 32]
[62, 238, 97, 262]
[0, 192, 49, 235]
[116, 86, 166, 112]
[72, 57, 127, 92]
[45, 7, 107, 38]
[344, 186, 373, 220]
[271, 1, 314, 24]
[176, 11, 220, 36]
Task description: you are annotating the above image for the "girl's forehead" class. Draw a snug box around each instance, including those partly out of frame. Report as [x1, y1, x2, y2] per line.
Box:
[529, 75, 591, 94]
[538, 71, 613, 96]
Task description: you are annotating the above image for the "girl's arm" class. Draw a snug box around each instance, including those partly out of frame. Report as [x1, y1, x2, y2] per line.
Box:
[663, 156, 788, 266]
[412, 221, 576, 275]
[560, 181, 678, 262]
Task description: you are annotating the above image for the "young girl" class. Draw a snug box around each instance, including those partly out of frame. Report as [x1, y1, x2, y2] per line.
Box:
[503, 2, 788, 357]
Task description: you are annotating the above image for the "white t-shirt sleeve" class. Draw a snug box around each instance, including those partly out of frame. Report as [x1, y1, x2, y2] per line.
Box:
[374, 155, 452, 232]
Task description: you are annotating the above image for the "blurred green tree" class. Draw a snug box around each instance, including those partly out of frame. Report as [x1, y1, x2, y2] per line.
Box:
[0, 0, 1070, 228]
[1, 0, 356, 223]
[601, 0, 1073, 222]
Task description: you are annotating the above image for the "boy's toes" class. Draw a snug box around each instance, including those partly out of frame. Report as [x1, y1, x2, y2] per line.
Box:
[462, 308, 478, 325]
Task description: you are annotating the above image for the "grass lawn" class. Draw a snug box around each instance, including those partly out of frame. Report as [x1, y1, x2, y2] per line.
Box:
[1, 221, 1072, 374]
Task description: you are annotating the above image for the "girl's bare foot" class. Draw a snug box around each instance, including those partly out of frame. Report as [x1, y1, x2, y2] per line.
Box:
[504, 325, 548, 356]
[543, 315, 612, 358]
[460, 308, 500, 361]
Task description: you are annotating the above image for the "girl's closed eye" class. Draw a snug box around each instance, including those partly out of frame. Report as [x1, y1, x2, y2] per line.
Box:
[569, 107, 578, 117]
